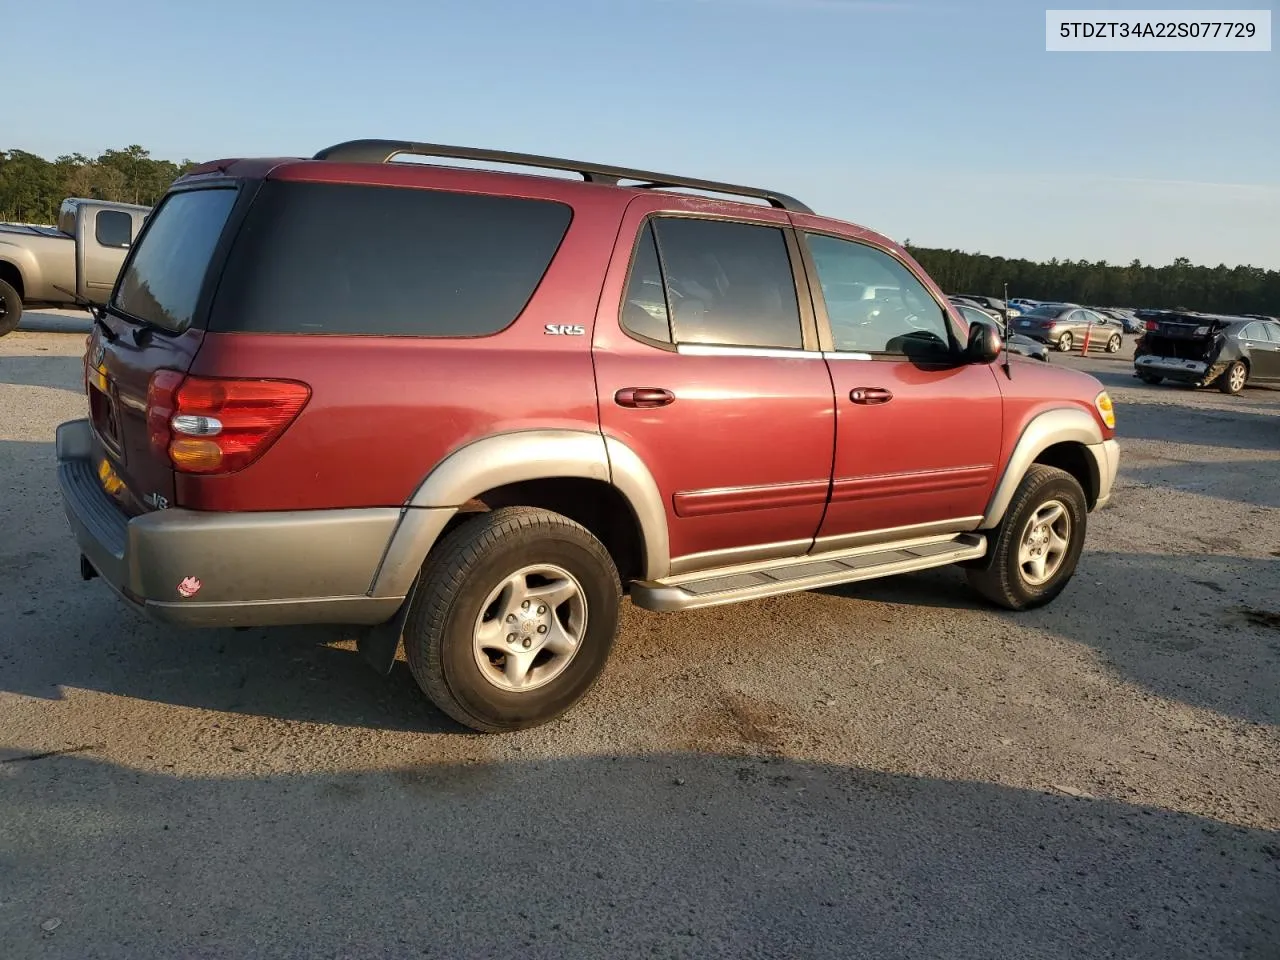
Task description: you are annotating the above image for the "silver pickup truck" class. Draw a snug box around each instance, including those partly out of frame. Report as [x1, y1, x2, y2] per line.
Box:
[0, 197, 151, 337]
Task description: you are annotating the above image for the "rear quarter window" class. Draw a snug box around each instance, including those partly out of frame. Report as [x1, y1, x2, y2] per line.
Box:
[95, 210, 133, 248]
[210, 182, 573, 337]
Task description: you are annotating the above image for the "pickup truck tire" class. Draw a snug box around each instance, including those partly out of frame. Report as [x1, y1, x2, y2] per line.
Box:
[0, 279, 22, 337]
[1218, 360, 1248, 395]
[403, 506, 621, 733]
[1137, 372, 1163, 385]
[966, 464, 1087, 611]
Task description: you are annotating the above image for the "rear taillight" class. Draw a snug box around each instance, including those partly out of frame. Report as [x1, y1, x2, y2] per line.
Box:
[146, 372, 310, 475]
[1145, 320, 1159, 332]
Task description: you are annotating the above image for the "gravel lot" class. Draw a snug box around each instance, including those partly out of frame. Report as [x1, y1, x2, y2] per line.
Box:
[2, 311, 1277, 959]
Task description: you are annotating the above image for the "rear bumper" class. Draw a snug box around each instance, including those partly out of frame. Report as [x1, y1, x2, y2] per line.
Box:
[1134, 353, 1220, 384]
[55, 418, 420, 628]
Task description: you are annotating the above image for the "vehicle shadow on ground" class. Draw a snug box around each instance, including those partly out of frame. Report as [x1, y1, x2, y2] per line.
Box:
[3, 589, 465, 735]
[1116, 403, 1279, 454]
[1123, 457, 1280, 509]
[14, 312, 92, 336]
[820, 551, 1280, 727]
[1, 751, 1275, 959]
[0, 437, 462, 735]
[0, 354, 84, 392]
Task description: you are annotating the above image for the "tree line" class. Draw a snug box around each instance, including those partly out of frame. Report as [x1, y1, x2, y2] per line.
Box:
[902, 245, 1277, 316]
[0, 146, 195, 225]
[2, 146, 1275, 316]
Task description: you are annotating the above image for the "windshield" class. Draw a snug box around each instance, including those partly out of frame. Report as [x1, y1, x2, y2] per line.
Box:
[1026, 305, 1067, 318]
[112, 187, 238, 333]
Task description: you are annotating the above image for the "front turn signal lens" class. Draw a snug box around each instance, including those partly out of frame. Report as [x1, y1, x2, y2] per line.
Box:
[1095, 391, 1116, 429]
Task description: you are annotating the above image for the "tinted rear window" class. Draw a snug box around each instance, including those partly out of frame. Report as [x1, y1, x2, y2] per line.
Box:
[211, 181, 573, 337]
[113, 188, 238, 332]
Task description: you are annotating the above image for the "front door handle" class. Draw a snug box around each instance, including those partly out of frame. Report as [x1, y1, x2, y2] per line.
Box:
[615, 387, 675, 408]
[850, 387, 893, 405]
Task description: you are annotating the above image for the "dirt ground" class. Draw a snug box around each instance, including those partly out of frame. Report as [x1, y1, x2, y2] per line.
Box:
[2, 312, 1277, 959]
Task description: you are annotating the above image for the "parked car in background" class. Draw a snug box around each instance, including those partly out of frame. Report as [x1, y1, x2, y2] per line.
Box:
[55, 137, 1119, 733]
[1014, 303, 1124, 353]
[954, 294, 1022, 319]
[952, 302, 1050, 362]
[1095, 307, 1142, 334]
[1134, 311, 1280, 394]
[0, 197, 151, 336]
[1009, 297, 1041, 311]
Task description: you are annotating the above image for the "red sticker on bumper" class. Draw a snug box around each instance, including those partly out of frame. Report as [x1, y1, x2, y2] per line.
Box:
[177, 576, 203, 599]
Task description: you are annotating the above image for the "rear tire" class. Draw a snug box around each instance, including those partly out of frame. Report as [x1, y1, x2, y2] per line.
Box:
[1106, 334, 1122, 353]
[1056, 332, 1073, 352]
[403, 506, 621, 733]
[1137, 372, 1163, 385]
[1219, 360, 1247, 395]
[0, 279, 22, 338]
[966, 465, 1088, 611]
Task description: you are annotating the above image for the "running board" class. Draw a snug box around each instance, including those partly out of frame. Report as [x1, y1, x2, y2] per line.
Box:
[630, 533, 987, 612]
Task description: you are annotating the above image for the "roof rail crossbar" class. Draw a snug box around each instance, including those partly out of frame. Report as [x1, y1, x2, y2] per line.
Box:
[311, 139, 813, 214]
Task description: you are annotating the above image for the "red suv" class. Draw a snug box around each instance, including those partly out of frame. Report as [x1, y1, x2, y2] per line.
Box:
[57, 139, 1120, 732]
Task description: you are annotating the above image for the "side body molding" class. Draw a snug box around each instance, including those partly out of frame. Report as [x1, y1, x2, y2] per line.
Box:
[369, 430, 670, 598]
[980, 407, 1103, 529]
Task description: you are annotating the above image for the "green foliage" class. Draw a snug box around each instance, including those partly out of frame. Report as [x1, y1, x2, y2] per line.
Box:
[0, 146, 196, 224]
[905, 245, 1279, 316]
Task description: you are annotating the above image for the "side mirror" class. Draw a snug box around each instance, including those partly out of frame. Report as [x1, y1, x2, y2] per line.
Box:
[966, 320, 1003, 364]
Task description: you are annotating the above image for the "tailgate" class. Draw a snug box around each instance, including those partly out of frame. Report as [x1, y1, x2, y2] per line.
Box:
[84, 184, 242, 515]
[86, 323, 205, 515]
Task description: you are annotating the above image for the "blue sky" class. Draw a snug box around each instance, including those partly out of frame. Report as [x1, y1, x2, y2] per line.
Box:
[5, 0, 1277, 268]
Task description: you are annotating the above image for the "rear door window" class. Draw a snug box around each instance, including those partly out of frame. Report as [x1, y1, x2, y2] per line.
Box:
[211, 182, 572, 337]
[95, 210, 133, 248]
[113, 187, 239, 333]
[650, 217, 803, 350]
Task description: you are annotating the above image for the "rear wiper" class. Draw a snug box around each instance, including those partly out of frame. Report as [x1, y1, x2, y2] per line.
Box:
[52, 284, 116, 342]
[128, 315, 163, 347]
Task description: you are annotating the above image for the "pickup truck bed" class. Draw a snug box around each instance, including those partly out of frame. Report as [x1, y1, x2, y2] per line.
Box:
[0, 223, 70, 240]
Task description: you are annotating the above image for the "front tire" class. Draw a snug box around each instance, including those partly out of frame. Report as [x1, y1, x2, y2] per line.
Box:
[1219, 360, 1247, 395]
[403, 507, 621, 732]
[1106, 334, 1122, 353]
[966, 465, 1088, 611]
[0, 279, 22, 338]
[1056, 332, 1073, 352]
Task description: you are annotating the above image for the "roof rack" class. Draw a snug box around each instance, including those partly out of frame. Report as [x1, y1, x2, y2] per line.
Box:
[311, 139, 813, 214]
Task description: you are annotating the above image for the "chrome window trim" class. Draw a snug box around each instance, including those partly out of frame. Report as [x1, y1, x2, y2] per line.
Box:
[672, 343, 876, 361]
[821, 351, 874, 361]
[675, 343, 824, 360]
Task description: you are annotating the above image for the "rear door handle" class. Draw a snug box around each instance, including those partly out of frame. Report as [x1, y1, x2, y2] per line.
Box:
[615, 387, 675, 408]
[850, 387, 893, 405]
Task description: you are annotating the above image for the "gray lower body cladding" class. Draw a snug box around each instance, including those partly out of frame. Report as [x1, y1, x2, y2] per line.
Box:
[55, 418, 411, 627]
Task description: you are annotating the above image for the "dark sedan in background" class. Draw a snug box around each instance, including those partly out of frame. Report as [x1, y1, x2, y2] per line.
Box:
[952, 294, 1022, 319]
[1134, 311, 1280, 394]
[1013, 304, 1125, 353]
